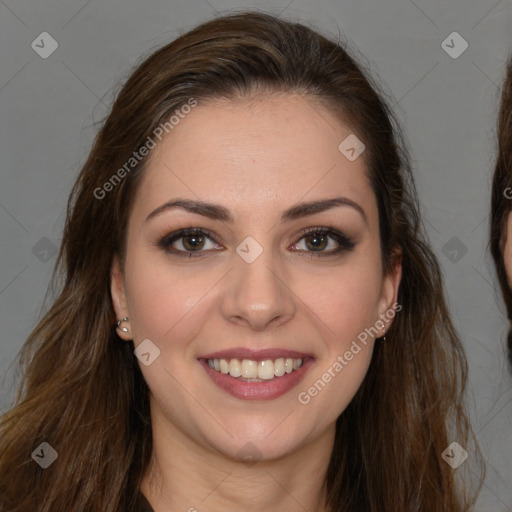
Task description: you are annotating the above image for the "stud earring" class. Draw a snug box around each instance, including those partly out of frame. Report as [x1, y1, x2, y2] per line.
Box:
[116, 317, 130, 333]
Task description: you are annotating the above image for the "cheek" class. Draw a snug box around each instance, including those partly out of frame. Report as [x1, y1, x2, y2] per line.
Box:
[124, 230, 384, 337]
[123, 253, 216, 346]
[294, 260, 381, 416]
[296, 255, 384, 344]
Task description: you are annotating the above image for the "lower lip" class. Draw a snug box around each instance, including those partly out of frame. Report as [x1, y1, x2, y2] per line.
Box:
[199, 358, 314, 400]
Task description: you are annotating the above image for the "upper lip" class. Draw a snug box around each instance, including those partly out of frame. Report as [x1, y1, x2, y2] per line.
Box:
[199, 348, 314, 361]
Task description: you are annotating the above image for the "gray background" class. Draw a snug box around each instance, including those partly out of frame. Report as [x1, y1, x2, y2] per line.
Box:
[1, 0, 511, 509]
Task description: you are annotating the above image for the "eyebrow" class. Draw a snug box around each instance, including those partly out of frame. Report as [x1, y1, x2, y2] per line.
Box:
[145, 197, 368, 225]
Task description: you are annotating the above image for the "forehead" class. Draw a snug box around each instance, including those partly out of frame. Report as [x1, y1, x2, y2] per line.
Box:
[131, 93, 376, 223]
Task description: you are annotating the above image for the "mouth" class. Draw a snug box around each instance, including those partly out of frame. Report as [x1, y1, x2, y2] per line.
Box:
[205, 356, 305, 381]
[198, 349, 314, 400]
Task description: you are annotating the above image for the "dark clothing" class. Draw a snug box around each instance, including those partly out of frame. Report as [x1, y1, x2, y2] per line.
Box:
[136, 491, 154, 512]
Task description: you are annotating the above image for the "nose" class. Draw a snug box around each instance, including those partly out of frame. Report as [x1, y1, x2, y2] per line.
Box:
[220, 246, 296, 331]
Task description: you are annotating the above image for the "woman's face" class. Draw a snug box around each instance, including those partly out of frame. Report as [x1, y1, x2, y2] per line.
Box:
[111, 93, 401, 462]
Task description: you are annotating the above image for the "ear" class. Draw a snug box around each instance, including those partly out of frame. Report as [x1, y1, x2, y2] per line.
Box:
[111, 254, 132, 340]
[376, 248, 402, 336]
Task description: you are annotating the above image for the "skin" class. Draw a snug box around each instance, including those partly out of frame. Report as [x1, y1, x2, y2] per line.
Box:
[111, 93, 402, 512]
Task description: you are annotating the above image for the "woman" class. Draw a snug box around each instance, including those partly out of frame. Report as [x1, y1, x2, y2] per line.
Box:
[0, 11, 483, 511]
[491, 58, 512, 367]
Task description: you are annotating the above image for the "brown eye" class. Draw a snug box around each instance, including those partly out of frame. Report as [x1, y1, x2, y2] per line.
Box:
[291, 227, 355, 257]
[158, 228, 223, 257]
[181, 234, 206, 251]
[304, 233, 328, 251]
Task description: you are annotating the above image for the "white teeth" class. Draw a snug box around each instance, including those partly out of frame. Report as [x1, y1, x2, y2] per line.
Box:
[219, 359, 229, 374]
[241, 359, 258, 379]
[207, 357, 304, 379]
[274, 358, 285, 376]
[258, 360, 275, 380]
[229, 359, 241, 377]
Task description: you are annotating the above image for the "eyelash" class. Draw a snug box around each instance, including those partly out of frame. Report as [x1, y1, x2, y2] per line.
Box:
[158, 226, 355, 259]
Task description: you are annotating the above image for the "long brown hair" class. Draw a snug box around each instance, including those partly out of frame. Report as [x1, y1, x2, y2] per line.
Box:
[491, 58, 512, 367]
[0, 11, 483, 511]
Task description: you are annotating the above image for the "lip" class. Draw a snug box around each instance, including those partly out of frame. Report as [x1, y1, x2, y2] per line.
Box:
[198, 353, 315, 401]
